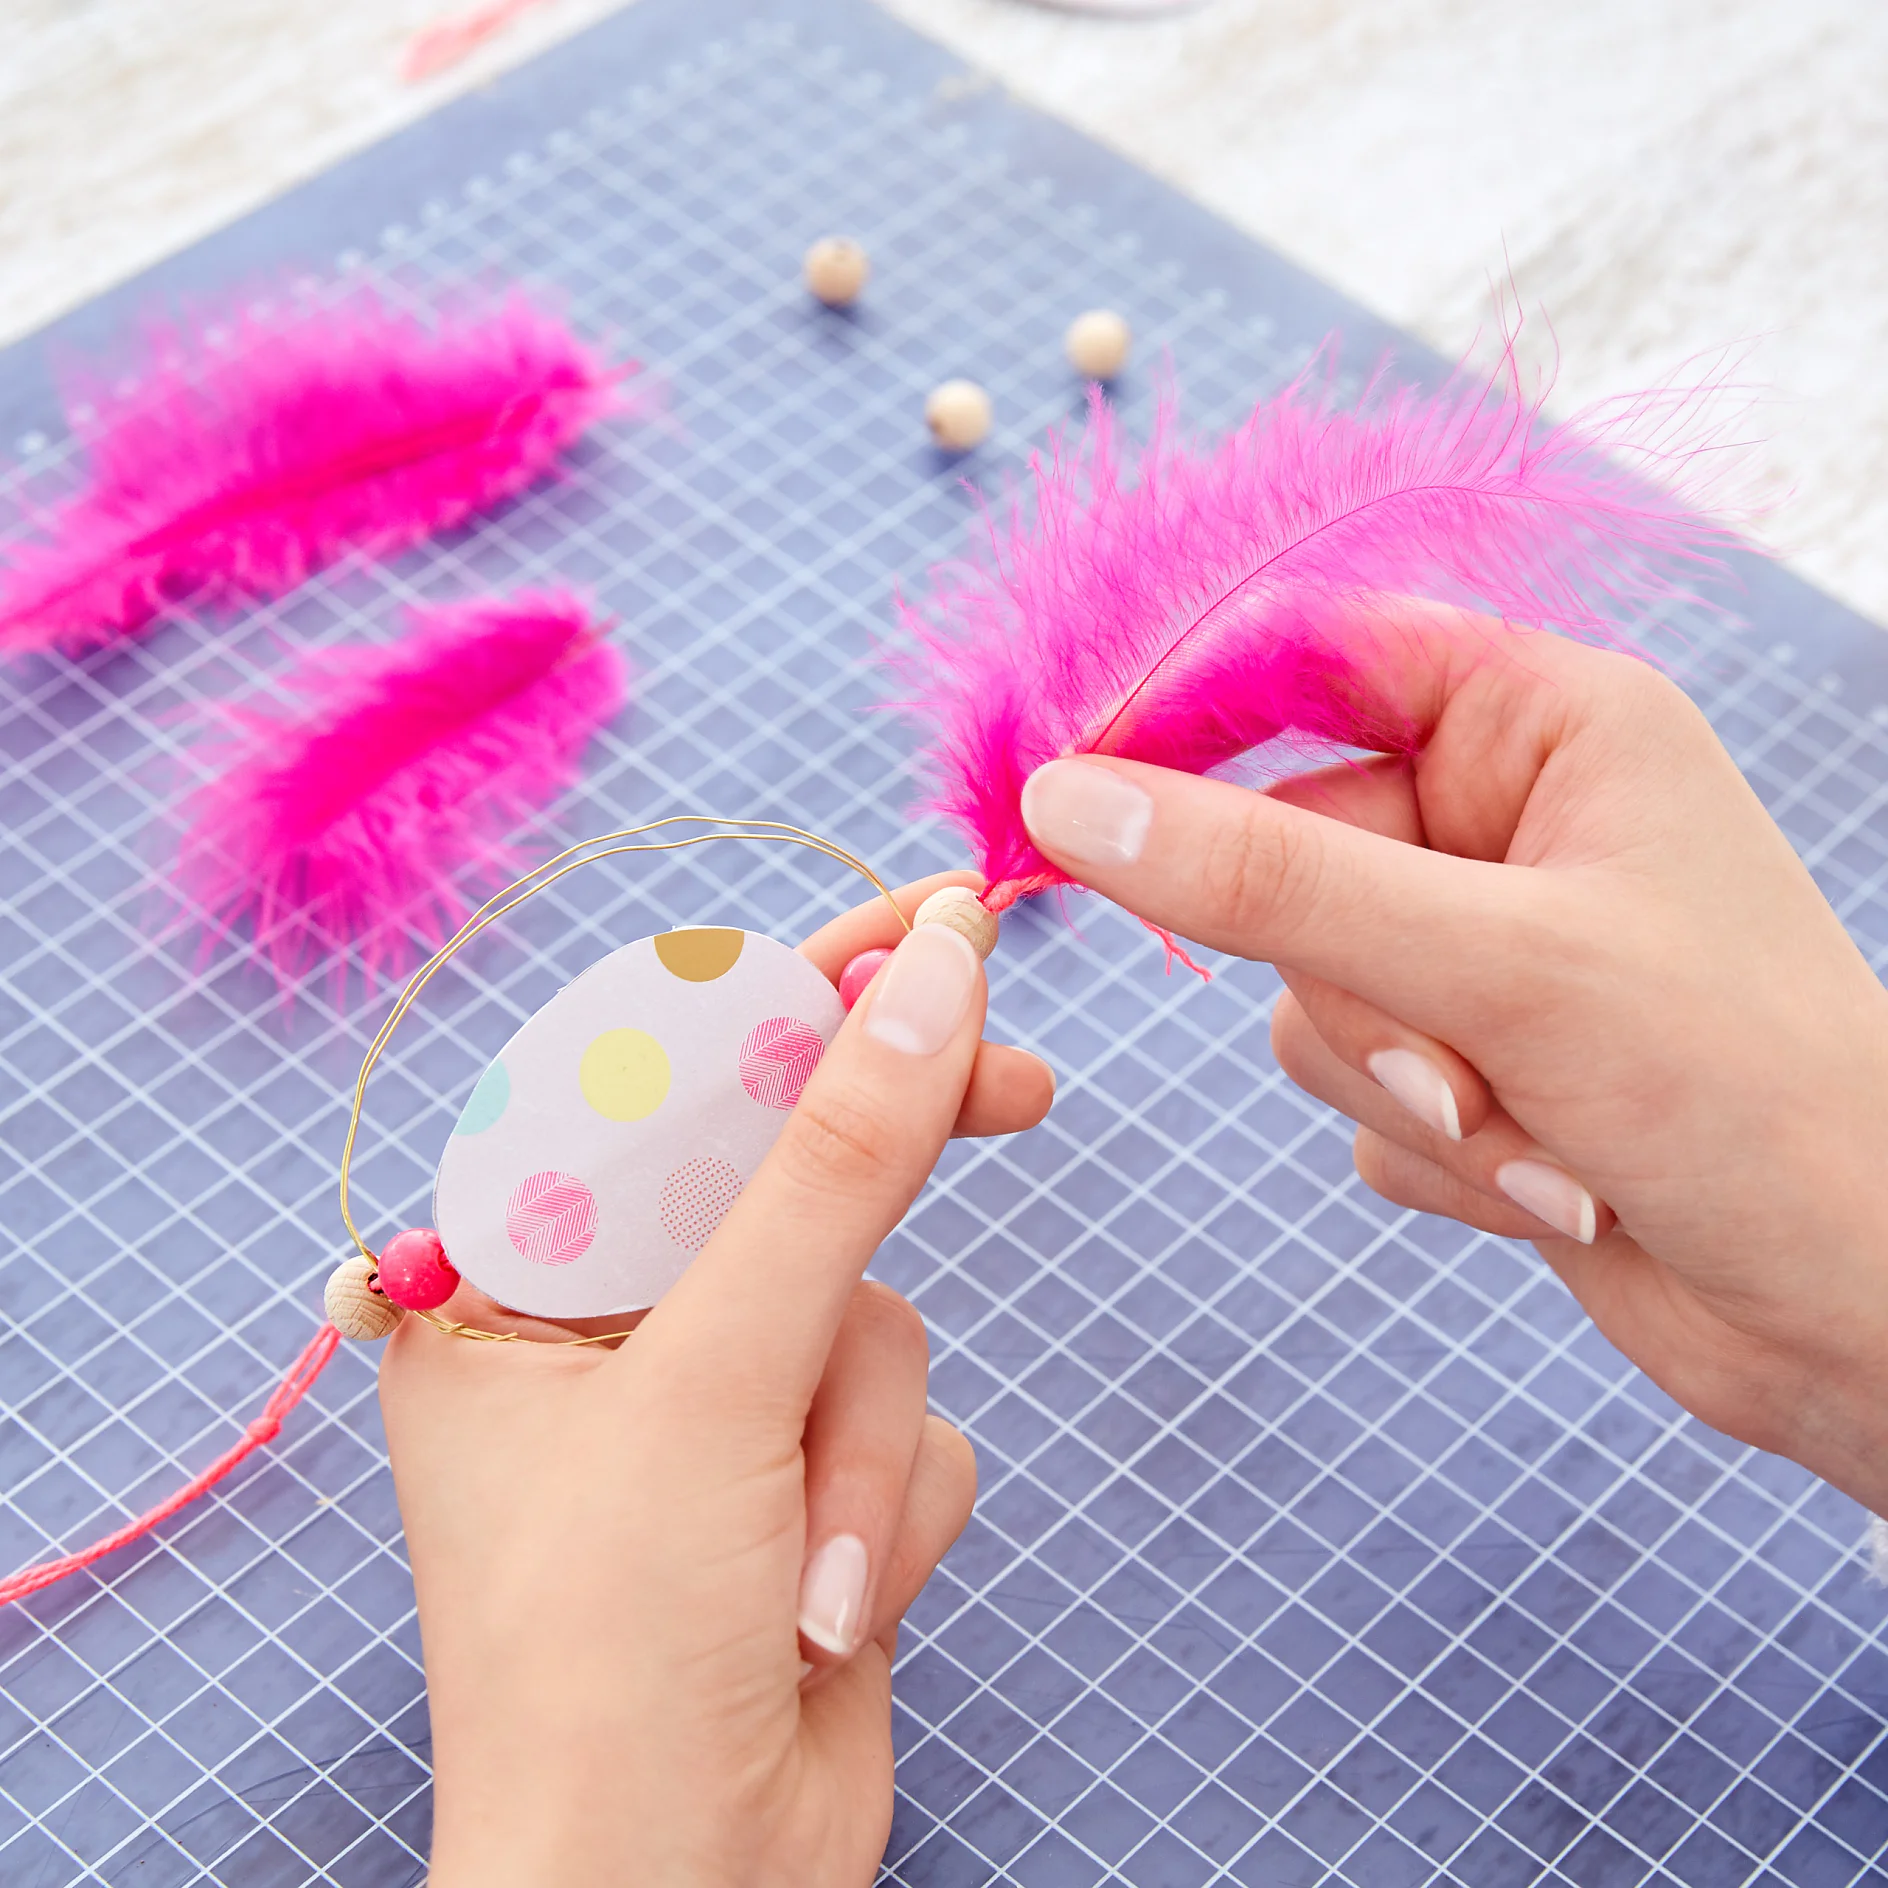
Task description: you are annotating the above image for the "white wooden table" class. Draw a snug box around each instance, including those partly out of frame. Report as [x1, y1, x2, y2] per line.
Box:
[5, 0, 1883, 622]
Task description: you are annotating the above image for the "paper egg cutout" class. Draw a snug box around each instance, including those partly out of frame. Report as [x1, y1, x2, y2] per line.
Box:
[433, 927, 844, 1318]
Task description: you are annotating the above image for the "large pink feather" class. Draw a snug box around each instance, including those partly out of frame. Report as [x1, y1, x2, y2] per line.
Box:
[1, 291, 634, 656]
[893, 349, 1733, 912]
[175, 590, 627, 987]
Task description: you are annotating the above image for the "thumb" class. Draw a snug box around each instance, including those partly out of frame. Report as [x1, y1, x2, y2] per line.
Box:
[1020, 755, 1556, 1037]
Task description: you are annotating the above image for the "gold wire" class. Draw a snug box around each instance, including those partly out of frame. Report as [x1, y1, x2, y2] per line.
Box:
[338, 817, 910, 1346]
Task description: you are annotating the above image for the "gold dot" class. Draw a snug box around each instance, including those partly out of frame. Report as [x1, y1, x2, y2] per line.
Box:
[654, 927, 745, 982]
[579, 1028, 672, 1121]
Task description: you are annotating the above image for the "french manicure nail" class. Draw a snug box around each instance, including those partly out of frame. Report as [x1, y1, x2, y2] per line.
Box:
[1367, 1048, 1462, 1141]
[798, 1533, 869, 1655]
[1496, 1158, 1598, 1244]
[862, 925, 978, 1057]
[1020, 758, 1153, 867]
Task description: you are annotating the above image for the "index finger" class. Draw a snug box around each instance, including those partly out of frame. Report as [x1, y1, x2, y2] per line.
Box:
[1015, 601, 1667, 1026]
[801, 870, 1057, 1142]
[638, 920, 987, 1413]
[1304, 595, 1645, 862]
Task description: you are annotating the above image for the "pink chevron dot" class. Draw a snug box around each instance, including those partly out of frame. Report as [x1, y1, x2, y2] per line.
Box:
[738, 1016, 825, 1110]
[506, 1169, 598, 1266]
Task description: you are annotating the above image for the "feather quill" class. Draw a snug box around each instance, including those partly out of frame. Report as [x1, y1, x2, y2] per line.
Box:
[893, 348, 1734, 912]
[1, 291, 634, 656]
[175, 589, 627, 987]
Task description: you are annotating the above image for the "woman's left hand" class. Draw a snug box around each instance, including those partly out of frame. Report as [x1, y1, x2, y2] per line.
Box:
[381, 876, 1051, 1887]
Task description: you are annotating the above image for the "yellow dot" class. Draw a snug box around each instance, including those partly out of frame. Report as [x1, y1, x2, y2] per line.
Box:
[579, 1028, 672, 1121]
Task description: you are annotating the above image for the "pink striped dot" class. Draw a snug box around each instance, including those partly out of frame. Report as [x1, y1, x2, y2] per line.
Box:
[506, 1169, 598, 1267]
[739, 1016, 825, 1110]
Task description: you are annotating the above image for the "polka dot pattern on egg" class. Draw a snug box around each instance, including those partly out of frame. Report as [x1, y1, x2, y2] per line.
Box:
[739, 1017, 825, 1109]
[659, 1157, 746, 1251]
[653, 927, 744, 981]
[433, 929, 846, 1318]
[506, 1170, 599, 1267]
[454, 1057, 510, 1135]
[579, 1027, 671, 1121]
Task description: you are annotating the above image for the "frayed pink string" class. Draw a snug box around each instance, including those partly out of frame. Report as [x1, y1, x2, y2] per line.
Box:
[1141, 919, 1212, 981]
[0, 1323, 341, 1609]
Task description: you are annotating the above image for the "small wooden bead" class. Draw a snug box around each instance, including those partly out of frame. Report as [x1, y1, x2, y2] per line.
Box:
[377, 1227, 460, 1311]
[913, 885, 998, 961]
[324, 1255, 405, 1341]
[804, 236, 869, 307]
[1065, 308, 1131, 380]
[838, 945, 894, 1011]
[924, 379, 992, 451]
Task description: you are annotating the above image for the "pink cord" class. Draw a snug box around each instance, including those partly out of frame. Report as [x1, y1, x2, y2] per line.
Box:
[0, 1323, 342, 1609]
[403, 0, 551, 82]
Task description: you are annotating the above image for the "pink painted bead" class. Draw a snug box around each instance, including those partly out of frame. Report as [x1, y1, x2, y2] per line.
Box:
[376, 1228, 460, 1311]
[838, 946, 894, 1011]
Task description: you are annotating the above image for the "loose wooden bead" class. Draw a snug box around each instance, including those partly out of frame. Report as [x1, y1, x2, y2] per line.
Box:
[838, 945, 894, 1011]
[324, 1255, 404, 1341]
[804, 236, 869, 307]
[924, 379, 992, 451]
[377, 1227, 460, 1311]
[1065, 308, 1131, 380]
[913, 884, 998, 961]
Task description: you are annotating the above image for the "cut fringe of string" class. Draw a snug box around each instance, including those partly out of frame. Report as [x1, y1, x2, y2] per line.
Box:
[1143, 919, 1211, 980]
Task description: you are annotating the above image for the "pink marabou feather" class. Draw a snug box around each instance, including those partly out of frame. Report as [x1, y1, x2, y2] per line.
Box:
[176, 590, 627, 986]
[0, 292, 634, 656]
[894, 350, 1733, 912]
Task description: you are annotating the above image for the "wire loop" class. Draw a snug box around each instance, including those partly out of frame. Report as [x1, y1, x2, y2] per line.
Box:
[338, 817, 908, 1345]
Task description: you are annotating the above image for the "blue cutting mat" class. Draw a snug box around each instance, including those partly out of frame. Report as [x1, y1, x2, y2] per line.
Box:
[3, 3, 1887, 1883]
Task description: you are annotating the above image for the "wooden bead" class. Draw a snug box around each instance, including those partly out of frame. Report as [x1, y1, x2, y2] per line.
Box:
[1065, 308, 1131, 380]
[804, 236, 869, 307]
[324, 1255, 405, 1341]
[924, 379, 992, 451]
[913, 884, 998, 961]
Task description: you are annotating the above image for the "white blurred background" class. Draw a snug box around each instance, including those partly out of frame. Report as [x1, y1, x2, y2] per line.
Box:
[5, 0, 1884, 622]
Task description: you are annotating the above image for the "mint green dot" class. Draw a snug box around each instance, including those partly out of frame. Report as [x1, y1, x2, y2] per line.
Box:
[454, 1058, 510, 1136]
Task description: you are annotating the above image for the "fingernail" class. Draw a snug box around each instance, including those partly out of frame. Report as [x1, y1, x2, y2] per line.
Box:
[1367, 1048, 1462, 1141]
[1021, 758, 1153, 867]
[798, 1533, 869, 1655]
[862, 925, 978, 1057]
[1496, 1159, 1597, 1244]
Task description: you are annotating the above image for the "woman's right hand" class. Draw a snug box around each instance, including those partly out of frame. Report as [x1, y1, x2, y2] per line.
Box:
[1018, 599, 1888, 1515]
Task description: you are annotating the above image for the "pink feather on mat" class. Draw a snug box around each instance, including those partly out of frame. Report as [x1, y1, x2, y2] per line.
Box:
[0, 291, 635, 656]
[893, 347, 1734, 916]
[176, 589, 627, 988]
